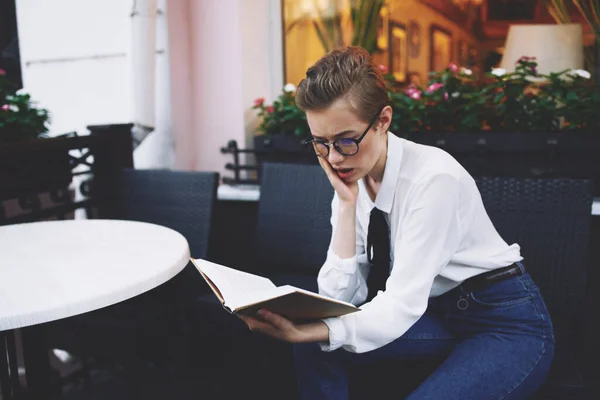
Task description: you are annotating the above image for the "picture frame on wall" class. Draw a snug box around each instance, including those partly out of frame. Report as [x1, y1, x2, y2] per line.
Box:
[408, 71, 423, 87]
[430, 24, 452, 72]
[408, 20, 421, 59]
[468, 44, 478, 67]
[389, 21, 408, 84]
[458, 40, 468, 66]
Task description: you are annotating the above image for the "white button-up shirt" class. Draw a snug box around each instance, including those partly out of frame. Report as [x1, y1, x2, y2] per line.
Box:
[318, 132, 522, 353]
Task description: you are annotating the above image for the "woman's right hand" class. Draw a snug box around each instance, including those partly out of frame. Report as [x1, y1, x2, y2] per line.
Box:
[318, 157, 359, 205]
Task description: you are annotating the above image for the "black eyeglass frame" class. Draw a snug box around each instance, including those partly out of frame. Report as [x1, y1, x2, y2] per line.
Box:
[303, 110, 382, 157]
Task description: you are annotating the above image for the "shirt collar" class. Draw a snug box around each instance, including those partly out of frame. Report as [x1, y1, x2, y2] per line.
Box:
[359, 132, 403, 214]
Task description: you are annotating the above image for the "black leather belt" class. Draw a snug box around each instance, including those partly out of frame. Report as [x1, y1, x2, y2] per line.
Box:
[460, 263, 524, 293]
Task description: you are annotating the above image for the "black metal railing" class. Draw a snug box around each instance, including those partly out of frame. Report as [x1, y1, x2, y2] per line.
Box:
[220, 140, 260, 185]
[220, 139, 316, 185]
[0, 123, 133, 226]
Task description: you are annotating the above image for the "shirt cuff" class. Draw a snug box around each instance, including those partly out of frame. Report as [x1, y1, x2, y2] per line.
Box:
[326, 249, 359, 273]
[318, 317, 347, 352]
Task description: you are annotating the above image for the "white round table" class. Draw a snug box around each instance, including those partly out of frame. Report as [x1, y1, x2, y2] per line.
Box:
[0, 219, 190, 399]
[0, 219, 190, 331]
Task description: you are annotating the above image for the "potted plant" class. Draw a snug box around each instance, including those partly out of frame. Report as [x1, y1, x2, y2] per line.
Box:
[0, 68, 73, 200]
[387, 58, 600, 194]
[252, 83, 315, 165]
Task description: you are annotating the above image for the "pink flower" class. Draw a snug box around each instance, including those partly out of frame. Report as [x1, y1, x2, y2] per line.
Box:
[406, 86, 420, 98]
[426, 82, 445, 93]
[254, 97, 265, 107]
[1, 104, 9, 111]
[0, 68, 5, 76]
[377, 64, 388, 73]
[444, 92, 449, 101]
[448, 63, 459, 73]
[406, 87, 422, 100]
[517, 56, 537, 64]
[265, 105, 275, 113]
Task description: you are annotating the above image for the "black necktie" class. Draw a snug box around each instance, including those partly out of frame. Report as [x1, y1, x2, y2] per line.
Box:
[366, 208, 391, 302]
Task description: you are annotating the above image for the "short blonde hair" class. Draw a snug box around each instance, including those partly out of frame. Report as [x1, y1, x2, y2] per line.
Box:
[295, 46, 388, 123]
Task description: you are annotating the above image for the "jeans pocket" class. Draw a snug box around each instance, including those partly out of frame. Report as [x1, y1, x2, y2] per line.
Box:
[467, 276, 533, 308]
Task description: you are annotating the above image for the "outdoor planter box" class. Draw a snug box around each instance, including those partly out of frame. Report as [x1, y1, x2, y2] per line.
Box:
[252, 131, 600, 196]
[401, 131, 600, 196]
[253, 134, 317, 166]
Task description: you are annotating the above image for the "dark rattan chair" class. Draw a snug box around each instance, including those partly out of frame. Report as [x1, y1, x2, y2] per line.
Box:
[44, 168, 219, 395]
[475, 177, 594, 399]
[189, 162, 333, 399]
[353, 177, 595, 399]
[254, 162, 334, 284]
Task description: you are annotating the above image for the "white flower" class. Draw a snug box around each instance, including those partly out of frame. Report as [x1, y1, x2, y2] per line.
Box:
[491, 68, 506, 77]
[8, 105, 19, 112]
[452, 92, 460, 98]
[525, 76, 547, 84]
[461, 67, 472, 76]
[569, 69, 591, 79]
[283, 83, 296, 93]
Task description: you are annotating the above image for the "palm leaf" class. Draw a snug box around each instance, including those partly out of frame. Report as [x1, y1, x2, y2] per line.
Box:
[573, 0, 600, 35]
[312, 19, 332, 52]
[546, 0, 572, 23]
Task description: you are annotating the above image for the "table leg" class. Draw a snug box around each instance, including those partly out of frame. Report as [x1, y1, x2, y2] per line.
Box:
[21, 325, 60, 400]
[1, 329, 24, 400]
[1, 331, 13, 399]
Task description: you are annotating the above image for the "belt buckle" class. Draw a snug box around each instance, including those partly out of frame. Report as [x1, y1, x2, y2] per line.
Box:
[456, 297, 469, 310]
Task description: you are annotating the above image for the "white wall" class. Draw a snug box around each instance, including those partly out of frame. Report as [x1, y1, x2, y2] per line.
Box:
[15, 0, 132, 135]
[15, 0, 174, 168]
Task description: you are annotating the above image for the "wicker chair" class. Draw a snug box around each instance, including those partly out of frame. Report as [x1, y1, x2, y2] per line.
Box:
[475, 177, 594, 399]
[254, 162, 334, 285]
[189, 162, 333, 399]
[353, 177, 595, 399]
[44, 168, 219, 394]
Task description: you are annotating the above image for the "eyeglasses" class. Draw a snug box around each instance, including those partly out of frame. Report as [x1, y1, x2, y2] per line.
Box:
[303, 111, 381, 158]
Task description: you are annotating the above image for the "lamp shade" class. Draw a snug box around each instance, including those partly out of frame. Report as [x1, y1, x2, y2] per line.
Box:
[500, 23, 584, 74]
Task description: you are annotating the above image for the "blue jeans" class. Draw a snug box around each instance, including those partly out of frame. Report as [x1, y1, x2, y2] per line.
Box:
[294, 265, 555, 400]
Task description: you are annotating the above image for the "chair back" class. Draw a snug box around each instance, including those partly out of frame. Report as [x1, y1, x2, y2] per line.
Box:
[475, 177, 593, 341]
[254, 163, 334, 275]
[114, 168, 219, 288]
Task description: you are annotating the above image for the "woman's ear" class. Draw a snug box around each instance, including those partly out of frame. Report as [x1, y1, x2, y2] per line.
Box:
[378, 105, 393, 133]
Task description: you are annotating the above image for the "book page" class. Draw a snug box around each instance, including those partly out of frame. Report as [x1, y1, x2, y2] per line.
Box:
[227, 285, 356, 311]
[226, 285, 296, 311]
[233, 285, 359, 321]
[191, 259, 276, 307]
[289, 287, 357, 307]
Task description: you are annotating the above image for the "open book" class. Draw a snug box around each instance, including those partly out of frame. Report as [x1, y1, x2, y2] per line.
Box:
[191, 258, 359, 321]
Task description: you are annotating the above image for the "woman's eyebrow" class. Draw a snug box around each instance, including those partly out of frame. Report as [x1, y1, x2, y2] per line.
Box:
[312, 129, 356, 140]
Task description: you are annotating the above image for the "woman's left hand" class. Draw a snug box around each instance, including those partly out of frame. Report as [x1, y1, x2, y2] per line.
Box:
[238, 309, 329, 343]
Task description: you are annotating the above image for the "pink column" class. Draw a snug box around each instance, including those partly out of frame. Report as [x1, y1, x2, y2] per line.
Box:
[167, 0, 246, 175]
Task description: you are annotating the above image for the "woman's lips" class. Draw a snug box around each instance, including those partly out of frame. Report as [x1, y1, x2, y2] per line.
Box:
[336, 168, 354, 179]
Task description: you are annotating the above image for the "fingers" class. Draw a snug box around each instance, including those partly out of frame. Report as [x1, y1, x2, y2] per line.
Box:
[318, 157, 334, 178]
[238, 314, 272, 332]
[318, 157, 342, 187]
[257, 309, 287, 327]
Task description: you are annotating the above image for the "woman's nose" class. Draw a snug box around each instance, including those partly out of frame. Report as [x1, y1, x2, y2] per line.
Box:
[327, 145, 345, 164]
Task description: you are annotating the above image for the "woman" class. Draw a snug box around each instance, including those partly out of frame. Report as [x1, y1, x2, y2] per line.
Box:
[239, 46, 554, 399]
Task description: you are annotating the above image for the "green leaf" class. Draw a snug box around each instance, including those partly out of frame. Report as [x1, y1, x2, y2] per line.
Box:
[566, 91, 579, 101]
[494, 92, 504, 104]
